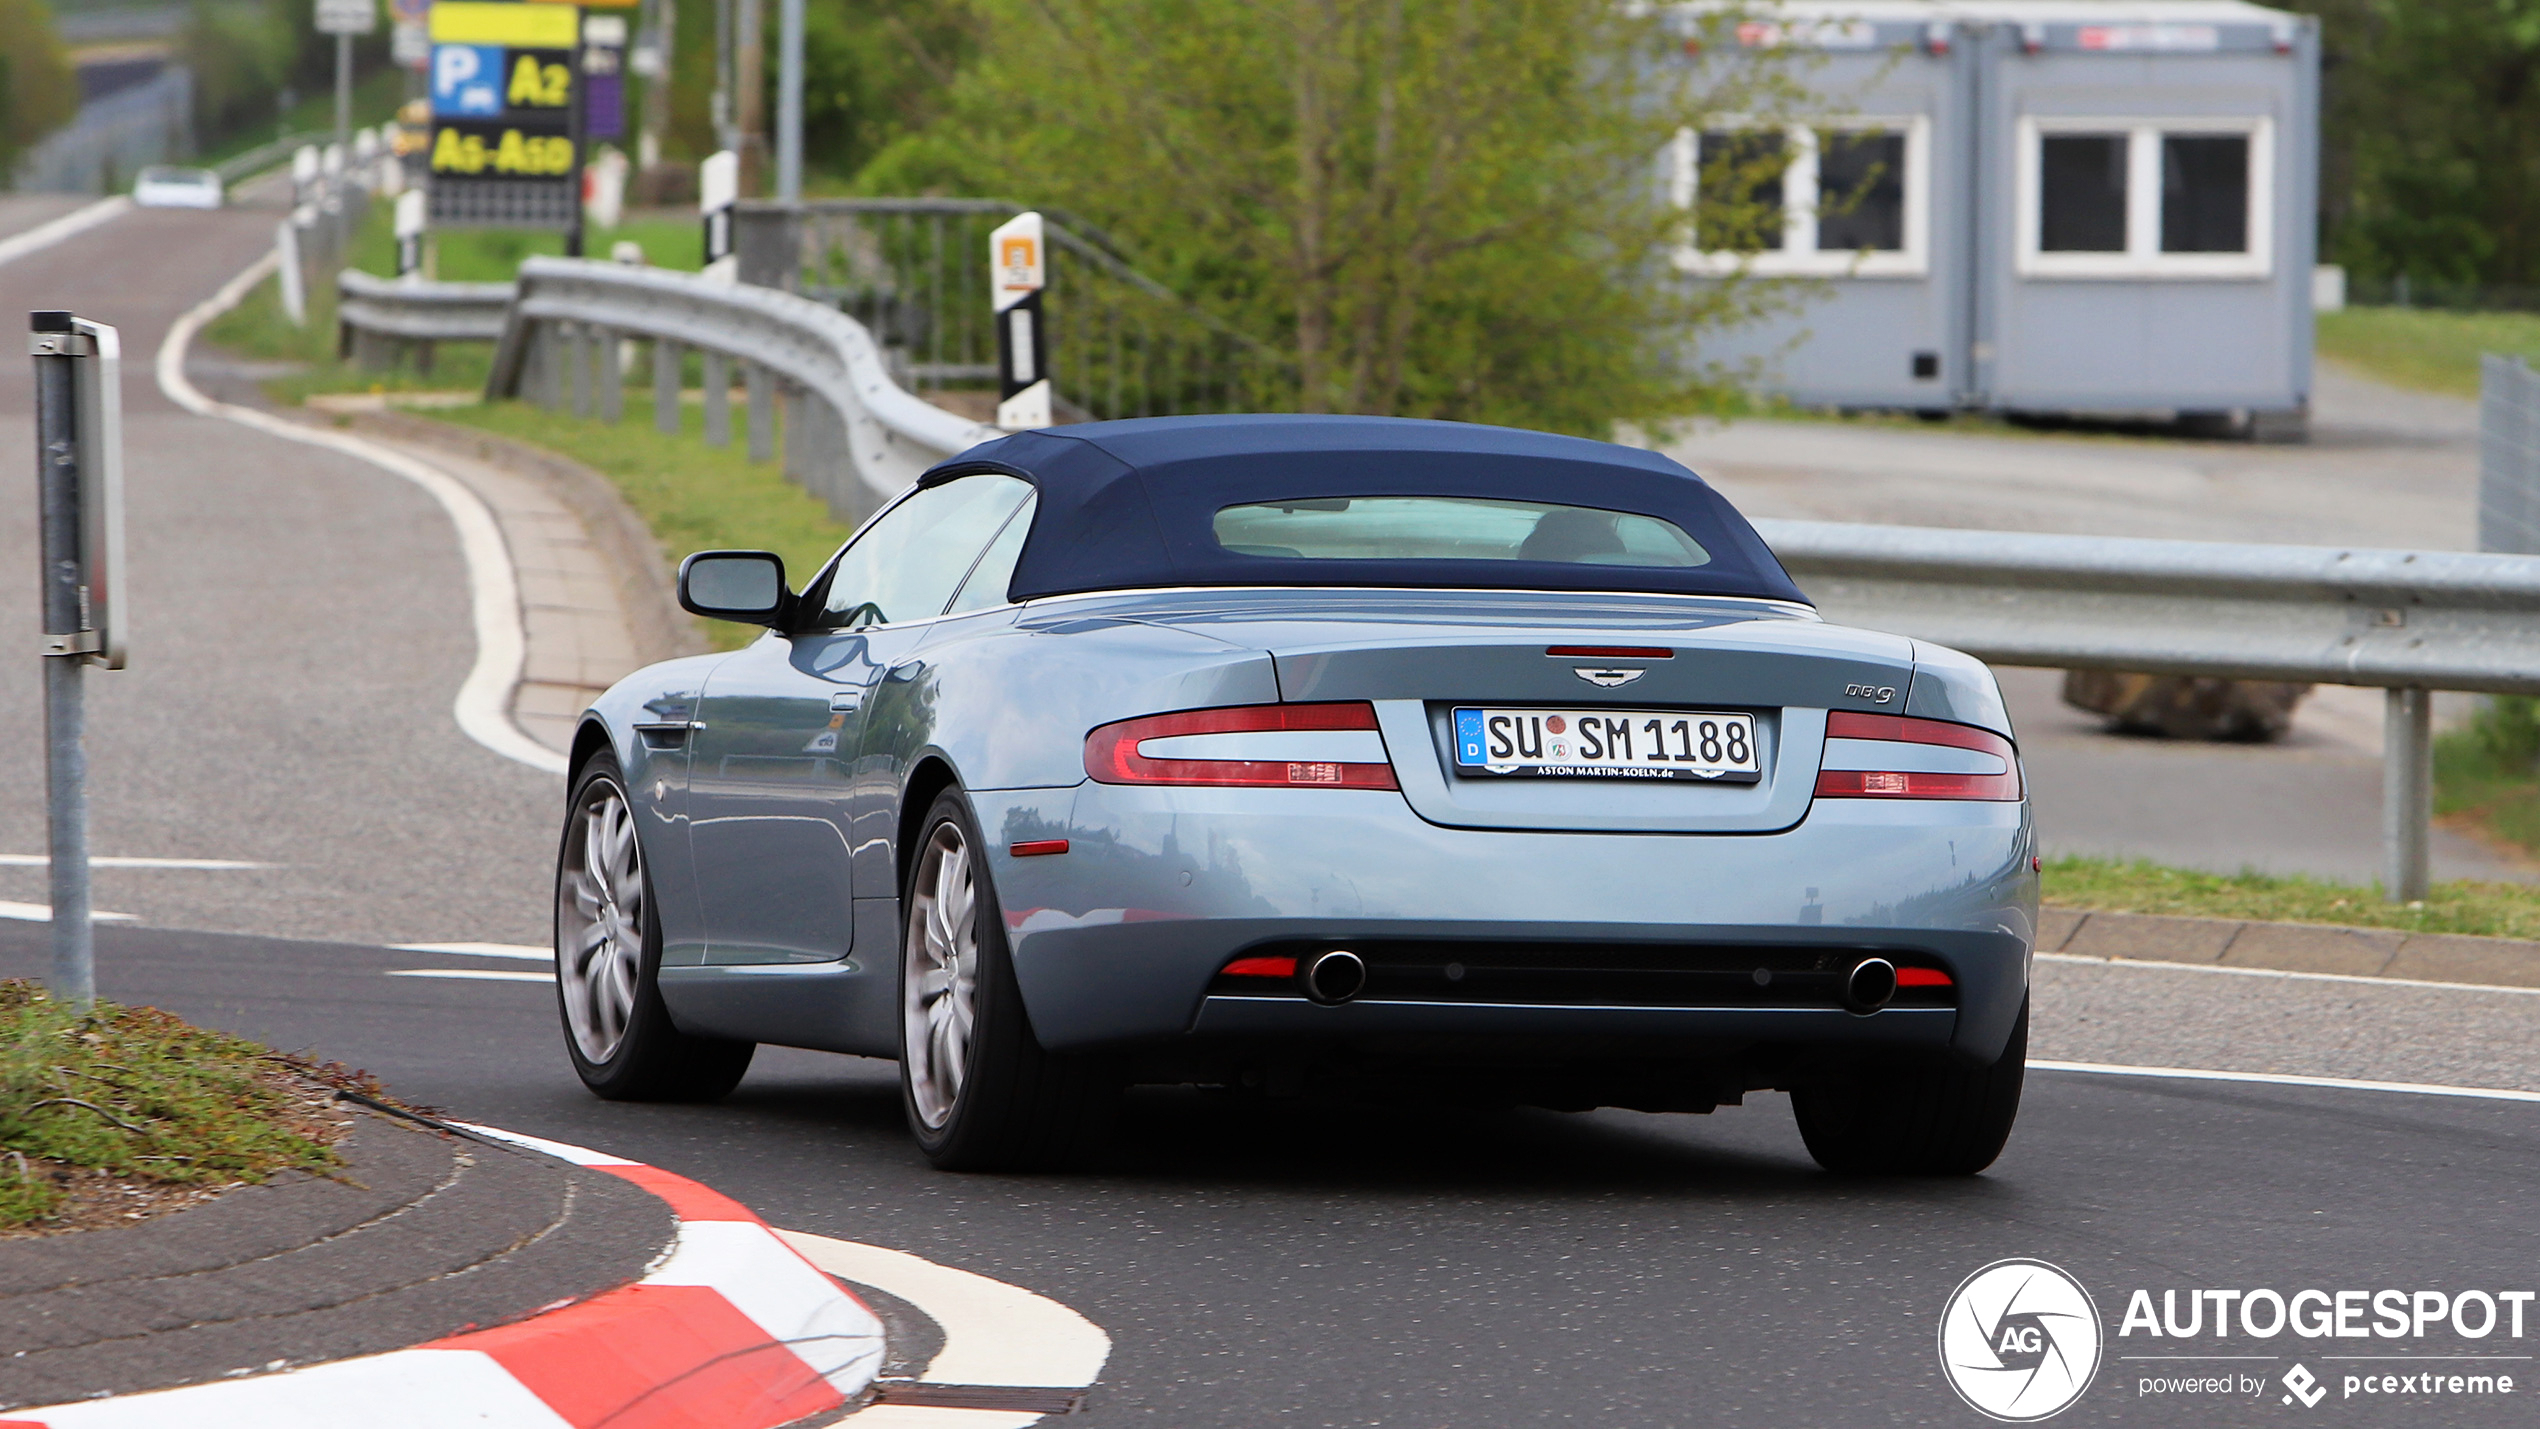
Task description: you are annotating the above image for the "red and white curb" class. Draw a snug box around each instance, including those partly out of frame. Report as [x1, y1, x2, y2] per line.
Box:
[2, 1125, 887, 1428]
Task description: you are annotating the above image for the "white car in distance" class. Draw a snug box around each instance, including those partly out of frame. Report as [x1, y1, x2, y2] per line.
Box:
[132, 166, 224, 210]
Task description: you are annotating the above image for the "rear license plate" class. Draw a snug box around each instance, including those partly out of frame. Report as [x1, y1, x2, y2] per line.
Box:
[1451, 708, 1762, 782]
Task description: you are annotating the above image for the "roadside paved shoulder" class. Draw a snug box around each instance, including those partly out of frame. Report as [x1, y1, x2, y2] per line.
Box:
[2042, 906, 2540, 988]
[311, 406, 706, 753]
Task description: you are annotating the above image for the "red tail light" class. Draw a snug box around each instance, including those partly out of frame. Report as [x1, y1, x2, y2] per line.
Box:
[1814, 712, 2020, 801]
[1221, 955, 1299, 978]
[1085, 703, 1398, 790]
[1896, 966, 1953, 988]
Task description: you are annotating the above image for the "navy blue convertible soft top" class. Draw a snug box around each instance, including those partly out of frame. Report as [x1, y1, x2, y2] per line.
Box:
[922, 414, 1808, 606]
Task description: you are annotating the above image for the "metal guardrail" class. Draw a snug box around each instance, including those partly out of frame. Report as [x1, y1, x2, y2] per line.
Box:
[1757, 519, 2540, 900]
[486, 257, 999, 523]
[215, 129, 332, 186]
[337, 269, 514, 373]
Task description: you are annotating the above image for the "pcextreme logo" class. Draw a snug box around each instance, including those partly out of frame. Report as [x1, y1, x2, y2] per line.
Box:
[1940, 1259, 2106, 1421]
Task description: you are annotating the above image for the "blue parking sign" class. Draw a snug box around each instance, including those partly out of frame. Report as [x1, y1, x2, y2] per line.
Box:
[430, 44, 504, 117]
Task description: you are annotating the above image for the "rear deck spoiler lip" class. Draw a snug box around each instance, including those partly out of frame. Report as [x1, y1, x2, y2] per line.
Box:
[1013, 584, 1824, 622]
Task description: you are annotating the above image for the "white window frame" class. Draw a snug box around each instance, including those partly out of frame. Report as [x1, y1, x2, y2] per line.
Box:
[1671, 115, 1931, 279]
[2015, 115, 2274, 280]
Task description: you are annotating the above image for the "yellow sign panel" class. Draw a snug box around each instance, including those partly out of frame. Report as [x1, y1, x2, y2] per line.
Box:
[430, 124, 576, 176]
[428, 2, 578, 46]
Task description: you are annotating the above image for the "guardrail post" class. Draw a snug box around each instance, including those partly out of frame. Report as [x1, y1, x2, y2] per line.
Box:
[2383, 687, 2433, 902]
[655, 338, 681, 434]
[746, 362, 773, 462]
[703, 352, 731, 446]
[528, 322, 556, 410]
[570, 323, 594, 418]
[598, 327, 624, 423]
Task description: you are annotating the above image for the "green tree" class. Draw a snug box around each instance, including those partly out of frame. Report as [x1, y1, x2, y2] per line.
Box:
[2290, 0, 2540, 288]
[0, 0, 75, 174]
[858, 0, 1805, 434]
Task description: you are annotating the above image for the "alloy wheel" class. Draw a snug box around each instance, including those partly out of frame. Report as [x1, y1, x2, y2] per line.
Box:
[904, 820, 981, 1129]
[559, 781, 644, 1064]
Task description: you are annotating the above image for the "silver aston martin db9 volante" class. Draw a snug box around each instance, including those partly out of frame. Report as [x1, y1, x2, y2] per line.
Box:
[557, 415, 2036, 1174]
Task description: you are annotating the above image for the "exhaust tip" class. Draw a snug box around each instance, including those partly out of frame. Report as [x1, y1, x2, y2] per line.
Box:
[1305, 949, 1367, 1005]
[1843, 957, 1898, 1014]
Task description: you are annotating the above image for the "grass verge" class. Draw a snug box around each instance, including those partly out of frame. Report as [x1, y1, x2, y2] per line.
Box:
[2316, 307, 2540, 399]
[2434, 700, 2540, 859]
[430, 399, 855, 650]
[2042, 855, 2540, 940]
[0, 982, 354, 1233]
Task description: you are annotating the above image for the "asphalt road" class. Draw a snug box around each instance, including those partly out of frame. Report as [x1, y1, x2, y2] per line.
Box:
[5, 922, 2536, 1427]
[0, 191, 560, 946]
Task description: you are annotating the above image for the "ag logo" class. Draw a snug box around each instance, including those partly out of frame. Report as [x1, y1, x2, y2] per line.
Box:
[1939, 1259, 2103, 1421]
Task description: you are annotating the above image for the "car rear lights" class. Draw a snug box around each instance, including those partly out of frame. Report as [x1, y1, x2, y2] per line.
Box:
[1814, 712, 2021, 801]
[1895, 966, 1953, 988]
[1084, 702, 1398, 790]
[1546, 646, 1674, 659]
[1221, 955, 1299, 978]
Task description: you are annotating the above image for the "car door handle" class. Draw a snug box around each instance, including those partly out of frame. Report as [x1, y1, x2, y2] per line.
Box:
[829, 690, 861, 712]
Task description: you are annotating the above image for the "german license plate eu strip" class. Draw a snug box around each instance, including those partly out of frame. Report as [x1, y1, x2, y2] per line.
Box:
[1451, 707, 1762, 782]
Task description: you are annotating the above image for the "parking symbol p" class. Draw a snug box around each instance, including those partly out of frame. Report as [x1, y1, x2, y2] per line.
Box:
[430, 44, 504, 116]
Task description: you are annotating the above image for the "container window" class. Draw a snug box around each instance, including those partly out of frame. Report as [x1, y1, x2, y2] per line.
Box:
[2161, 135, 2249, 253]
[1816, 132, 1905, 251]
[2038, 134, 2128, 252]
[1694, 130, 1786, 252]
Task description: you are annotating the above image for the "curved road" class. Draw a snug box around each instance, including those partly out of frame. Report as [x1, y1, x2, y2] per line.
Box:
[0, 189, 557, 947]
[5, 201, 2538, 1426]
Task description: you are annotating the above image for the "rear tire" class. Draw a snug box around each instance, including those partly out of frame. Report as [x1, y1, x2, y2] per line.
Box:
[556, 751, 755, 1101]
[1791, 998, 2026, 1175]
[900, 788, 1116, 1171]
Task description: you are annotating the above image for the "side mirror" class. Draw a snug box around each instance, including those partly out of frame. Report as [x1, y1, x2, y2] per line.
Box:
[678, 550, 793, 626]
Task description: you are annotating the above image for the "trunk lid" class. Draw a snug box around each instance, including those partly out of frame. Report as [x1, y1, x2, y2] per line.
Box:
[1072, 588, 1916, 833]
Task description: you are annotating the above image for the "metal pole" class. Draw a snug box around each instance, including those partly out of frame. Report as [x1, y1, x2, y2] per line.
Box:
[30, 315, 93, 1006]
[564, 15, 590, 258]
[334, 33, 352, 153]
[775, 0, 802, 200]
[2383, 686, 2432, 902]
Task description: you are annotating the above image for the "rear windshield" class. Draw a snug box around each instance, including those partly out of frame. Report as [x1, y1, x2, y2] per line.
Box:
[1213, 496, 1712, 568]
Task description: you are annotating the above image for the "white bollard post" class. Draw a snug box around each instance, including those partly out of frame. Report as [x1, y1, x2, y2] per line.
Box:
[990, 211, 1051, 430]
[700, 149, 738, 285]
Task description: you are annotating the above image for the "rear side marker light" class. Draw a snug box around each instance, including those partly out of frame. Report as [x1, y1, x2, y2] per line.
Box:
[1221, 955, 1298, 978]
[1546, 646, 1673, 659]
[1896, 966, 1953, 988]
[1085, 702, 1397, 790]
[1815, 711, 2021, 801]
[1010, 839, 1069, 857]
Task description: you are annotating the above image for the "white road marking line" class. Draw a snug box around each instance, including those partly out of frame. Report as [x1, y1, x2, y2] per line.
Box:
[390, 942, 553, 961]
[385, 968, 555, 983]
[0, 854, 269, 870]
[0, 900, 135, 923]
[2036, 949, 2540, 998]
[777, 1231, 1108, 1421]
[0, 196, 132, 269]
[157, 253, 569, 777]
[2031, 1059, 2540, 1106]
